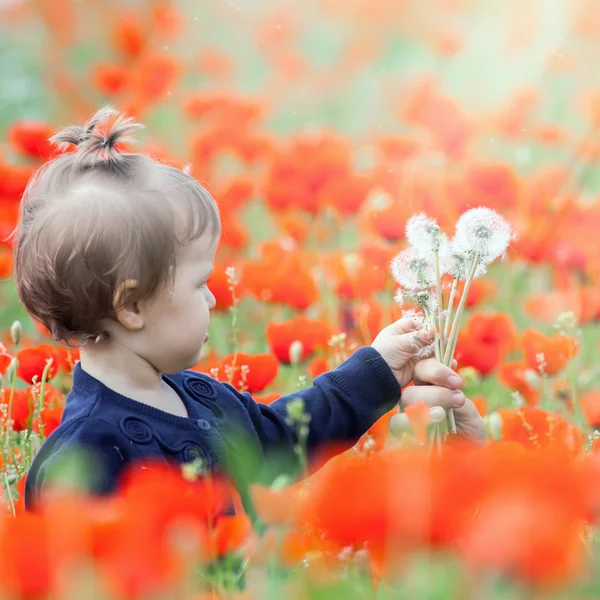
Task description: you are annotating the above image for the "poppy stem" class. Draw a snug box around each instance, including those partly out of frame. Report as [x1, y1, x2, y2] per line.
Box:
[3, 471, 15, 517]
[36, 358, 54, 441]
[4, 359, 17, 454]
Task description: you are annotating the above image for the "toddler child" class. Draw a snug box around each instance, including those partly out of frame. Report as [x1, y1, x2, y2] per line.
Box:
[14, 107, 485, 512]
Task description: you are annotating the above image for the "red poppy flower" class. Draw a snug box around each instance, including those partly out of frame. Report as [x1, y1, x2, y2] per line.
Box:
[242, 245, 319, 310]
[132, 52, 181, 102]
[454, 312, 518, 375]
[112, 14, 145, 59]
[16, 345, 59, 384]
[220, 353, 279, 393]
[308, 356, 329, 379]
[496, 407, 584, 455]
[93, 62, 128, 95]
[521, 329, 578, 375]
[7, 121, 55, 162]
[0, 512, 55, 598]
[2, 388, 33, 431]
[266, 316, 334, 364]
[0, 161, 36, 202]
[254, 392, 280, 405]
[581, 391, 600, 428]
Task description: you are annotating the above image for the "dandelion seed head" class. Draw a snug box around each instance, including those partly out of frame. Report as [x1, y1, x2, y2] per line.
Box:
[406, 213, 441, 252]
[453, 207, 514, 264]
[446, 245, 487, 280]
[418, 289, 439, 315]
[390, 247, 433, 291]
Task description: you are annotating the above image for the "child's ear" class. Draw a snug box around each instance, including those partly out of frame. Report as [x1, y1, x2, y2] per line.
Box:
[113, 279, 144, 331]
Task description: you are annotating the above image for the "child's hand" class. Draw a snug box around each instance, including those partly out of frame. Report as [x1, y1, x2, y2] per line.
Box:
[388, 358, 487, 445]
[371, 315, 435, 389]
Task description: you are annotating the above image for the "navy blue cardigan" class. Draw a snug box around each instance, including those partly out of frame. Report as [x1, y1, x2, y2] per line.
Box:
[25, 347, 400, 511]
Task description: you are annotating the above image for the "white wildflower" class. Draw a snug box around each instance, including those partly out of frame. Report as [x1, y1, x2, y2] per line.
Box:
[453, 207, 514, 264]
[390, 247, 433, 292]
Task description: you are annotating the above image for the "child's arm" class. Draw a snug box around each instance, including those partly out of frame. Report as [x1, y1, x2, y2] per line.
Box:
[226, 316, 434, 456]
[218, 317, 466, 484]
[219, 345, 404, 490]
[231, 346, 400, 453]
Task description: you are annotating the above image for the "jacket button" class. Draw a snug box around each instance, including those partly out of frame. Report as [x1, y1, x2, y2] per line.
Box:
[197, 419, 211, 431]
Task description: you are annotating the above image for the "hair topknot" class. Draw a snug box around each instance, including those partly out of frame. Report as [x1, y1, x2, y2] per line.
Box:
[50, 105, 145, 169]
[13, 105, 220, 346]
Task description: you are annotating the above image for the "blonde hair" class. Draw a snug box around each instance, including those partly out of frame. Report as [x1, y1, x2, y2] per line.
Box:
[13, 106, 221, 346]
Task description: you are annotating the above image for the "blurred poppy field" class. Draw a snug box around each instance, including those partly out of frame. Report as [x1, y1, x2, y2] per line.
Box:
[2, 0, 600, 598]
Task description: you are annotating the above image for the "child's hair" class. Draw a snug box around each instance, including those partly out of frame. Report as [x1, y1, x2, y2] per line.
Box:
[12, 106, 221, 346]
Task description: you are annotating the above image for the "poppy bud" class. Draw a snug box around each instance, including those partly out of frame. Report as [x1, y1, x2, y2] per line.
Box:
[10, 321, 21, 346]
[484, 411, 503, 441]
[289, 340, 303, 366]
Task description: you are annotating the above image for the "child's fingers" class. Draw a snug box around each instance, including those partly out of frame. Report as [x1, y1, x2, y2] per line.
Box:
[390, 315, 429, 335]
[414, 324, 434, 345]
[389, 406, 445, 437]
[401, 385, 466, 411]
[396, 323, 434, 355]
[413, 358, 463, 389]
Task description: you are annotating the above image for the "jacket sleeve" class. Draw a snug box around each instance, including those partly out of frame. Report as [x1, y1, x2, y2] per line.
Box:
[224, 347, 400, 473]
[25, 417, 139, 511]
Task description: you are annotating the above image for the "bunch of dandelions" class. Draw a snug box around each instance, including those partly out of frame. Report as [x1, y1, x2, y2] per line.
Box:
[391, 208, 515, 434]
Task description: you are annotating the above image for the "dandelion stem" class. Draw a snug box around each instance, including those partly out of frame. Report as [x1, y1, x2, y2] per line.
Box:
[443, 254, 480, 366]
[434, 250, 445, 356]
[443, 253, 481, 435]
[419, 297, 441, 361]
[442, 279, 458, 343]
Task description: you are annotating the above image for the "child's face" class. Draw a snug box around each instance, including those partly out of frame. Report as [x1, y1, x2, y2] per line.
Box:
[141, 233, 217, 374]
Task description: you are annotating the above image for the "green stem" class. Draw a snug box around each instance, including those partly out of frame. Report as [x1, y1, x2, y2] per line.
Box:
[434, 250, 445, 356]
[443, 254, 480, 366]
[3, 471, 15, 517]
[442, 254, 481, 435]
[4, 362, 17, 453]
[442, 279, 458, 343]
[421, 302, 441, 362]
[37, 358, 54, 440]
[568, 332, 584, 428]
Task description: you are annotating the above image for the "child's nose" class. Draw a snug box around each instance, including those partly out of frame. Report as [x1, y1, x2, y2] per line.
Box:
[207, 289, 216, 311]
